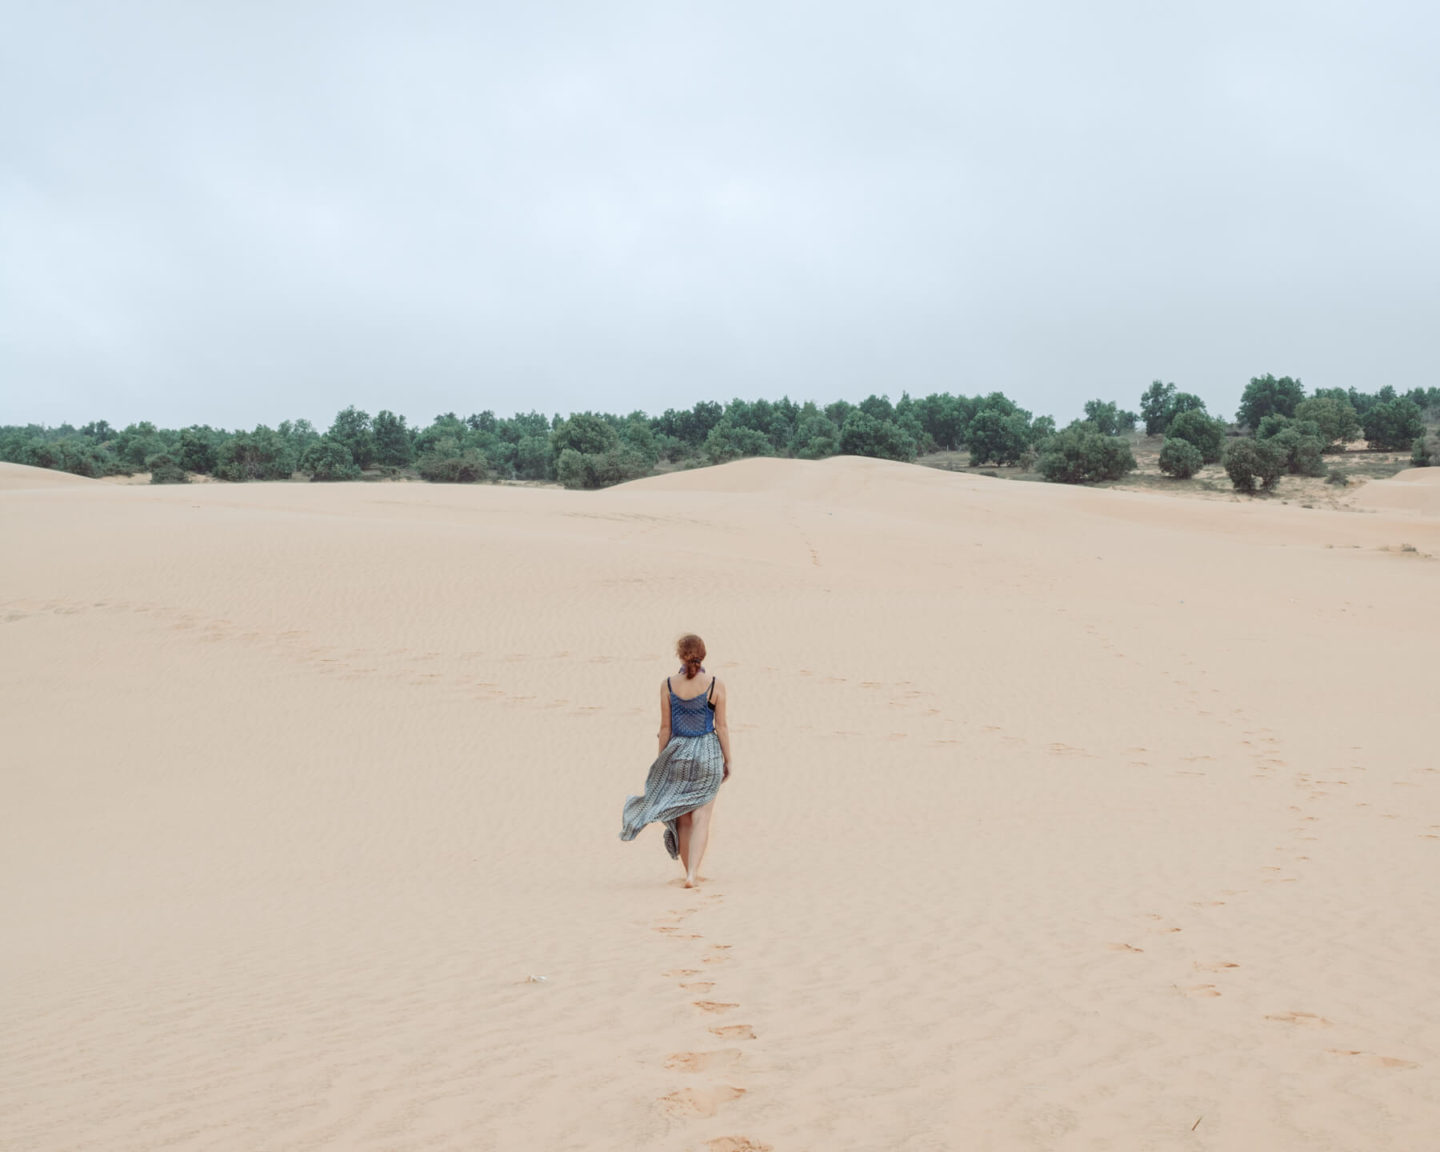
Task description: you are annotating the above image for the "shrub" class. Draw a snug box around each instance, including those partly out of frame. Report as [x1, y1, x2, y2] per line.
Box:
[1268, 427, 1327, 476]
[146, 451, 189, 484]
[554, 447, 649, 489]
[215, 427, 296, 481]
[1165, 409, 1225, 463]
[703, 419, 771, 464]
[1326, 466, 1349, 486]
[838, 410, 917, 461]
[1224, 438, 1284, 493]
[1413, 435, 1433, 467]
[966, 404, 1034, 466]
[416, 437, 488, 483]
[1035, 423, 1136, 484]
[1294, 396, 1361, 450]
[1237, 374, 1305, 430]
[301, 437, 362, 481]
[1158, 437, 1204, 478]
[1362, 399, 1424, 451]
[1082, 399, 1138, 436]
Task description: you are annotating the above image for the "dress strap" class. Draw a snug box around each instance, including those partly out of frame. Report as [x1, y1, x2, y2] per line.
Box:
[667, 677, 672, 693]
[706, 677, 716, 700]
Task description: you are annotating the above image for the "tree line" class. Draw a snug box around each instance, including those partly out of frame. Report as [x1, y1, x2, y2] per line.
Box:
[4, 379, 1435, 493]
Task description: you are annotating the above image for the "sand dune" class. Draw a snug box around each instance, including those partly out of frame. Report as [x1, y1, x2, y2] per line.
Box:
[0, 461, 99, 489]
[1352, 467, 1440, 517]
[2, 457, 1437, 1150]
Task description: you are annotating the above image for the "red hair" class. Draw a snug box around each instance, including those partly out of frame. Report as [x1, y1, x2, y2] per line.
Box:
[676, 633, 706, 679]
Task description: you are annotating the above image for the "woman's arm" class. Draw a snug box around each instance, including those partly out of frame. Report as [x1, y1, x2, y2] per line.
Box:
[713, 679, 732, 780]
[657, 680, 672, 756]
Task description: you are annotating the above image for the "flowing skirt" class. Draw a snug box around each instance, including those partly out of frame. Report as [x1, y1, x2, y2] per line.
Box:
[619, 733, 724, 859]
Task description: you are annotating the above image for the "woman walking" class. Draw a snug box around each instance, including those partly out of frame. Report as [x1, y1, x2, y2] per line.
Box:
[620, 634, 731, 888]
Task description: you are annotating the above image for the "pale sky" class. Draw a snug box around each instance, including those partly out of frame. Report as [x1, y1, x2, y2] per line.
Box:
[3, 1, 1437, 431]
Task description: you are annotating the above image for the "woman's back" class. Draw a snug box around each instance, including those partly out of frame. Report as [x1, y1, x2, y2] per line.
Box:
[667, 676, 716, 737]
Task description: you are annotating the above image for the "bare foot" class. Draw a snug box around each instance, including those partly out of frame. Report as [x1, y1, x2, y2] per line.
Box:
[684, 875, 699, 888]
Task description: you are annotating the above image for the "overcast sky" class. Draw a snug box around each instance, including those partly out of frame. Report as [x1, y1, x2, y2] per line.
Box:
[3, 1, 1437, 431]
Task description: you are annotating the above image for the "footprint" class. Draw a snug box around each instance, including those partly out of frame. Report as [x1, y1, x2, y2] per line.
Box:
[710, 1024, 756, 1040]
[1266, 1011, 1332, 1027]
[665, 969, 700, 977]
[658, 1085, 745, 1118]
[707, 1139, 773, 1152]
[1194, 961, 1239, 972]
[666, 1048, 742, 1072]
[1106, 943, 1144, 953]
[681, 982, 715, 993]
[1180, 984, 1221, 998]
[1327, 1049, 1419, 1070]
[693, 1001, 739, 1014]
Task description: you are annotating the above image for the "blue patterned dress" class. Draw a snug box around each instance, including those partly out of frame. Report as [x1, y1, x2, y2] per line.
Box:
[620, 677, 724, 859]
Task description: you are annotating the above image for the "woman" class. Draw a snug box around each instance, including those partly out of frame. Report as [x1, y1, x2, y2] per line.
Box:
[619, 633, 732, 888]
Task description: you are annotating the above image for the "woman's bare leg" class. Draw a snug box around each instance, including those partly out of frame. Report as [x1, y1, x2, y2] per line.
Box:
[683, 800, 716, 888]
[676, 812, 692, 874]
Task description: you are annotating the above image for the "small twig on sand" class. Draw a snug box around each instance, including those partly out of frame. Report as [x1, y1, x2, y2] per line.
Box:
[1192, 1115, 1203, 1131]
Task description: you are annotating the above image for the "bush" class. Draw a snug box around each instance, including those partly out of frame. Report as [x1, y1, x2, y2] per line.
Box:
[1294, 396, 1361, 450]
[301, 437, 362, 481]
[146, 451, 189, 484]
[416, 437, 488, 483]
[1363, 399, 1425, 452]
[1165, 409, 1225, 463]
[1082, 399, 1138, 436]
[967, 406, 1033, 466]
[703, 419, 771, 464]
[1035, 423, 1136, 484]
[1158, 437, 1204, 478]
[1268, 427, 1327, 476]
[1224, 438, 1285, 493]
[1237, 374, 1305, 430]
[554, 447, 649, 489]
[1413, 435, 1433, 467]
[215, 427, 296, 481]
[838, 410, 917, 461]
[1326, 466, 1349, 486]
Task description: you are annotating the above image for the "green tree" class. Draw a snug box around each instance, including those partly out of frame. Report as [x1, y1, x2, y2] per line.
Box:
[146, 451, 189, 484]
[1294, 396, 1360, 451]
[1139, 381, 1176, 435]
[1165, 409, 1225, 463]
[967, 394, 1033, 466]
[1158, 438, 1204, 478]
[1412, 435, 1433, 467]
[915, 393, 973, 451]
[301, 437, 361, 481]
[1237, 374, 1305, 430]
[1223, 439, 1284, 493]
[115, 421, 165, 470]
[1036, 423, 1136, 483]
[790, 405, 840, 459]
[215, 426, 296, 481]
[372, 410, 413, 467]
[703, 419, 771, 463]
[178, 426, 221, 474]
[328, 406, 376, 469]
[514, 434, 552, 480]
[417, 437, 488, 483]
[1362, 399, 1424, 451]
[552, 412, 620, 458]
[1083, 399, 1138, 436]
[838, 410, 917, 461]
[554, 446, 648, 488]
[277, 419, 320, 460]
[1268, 426, 1327, 476]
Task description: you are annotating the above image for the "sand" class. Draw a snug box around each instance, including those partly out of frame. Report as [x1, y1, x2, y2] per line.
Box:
[2, 455, 1437, 1151]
